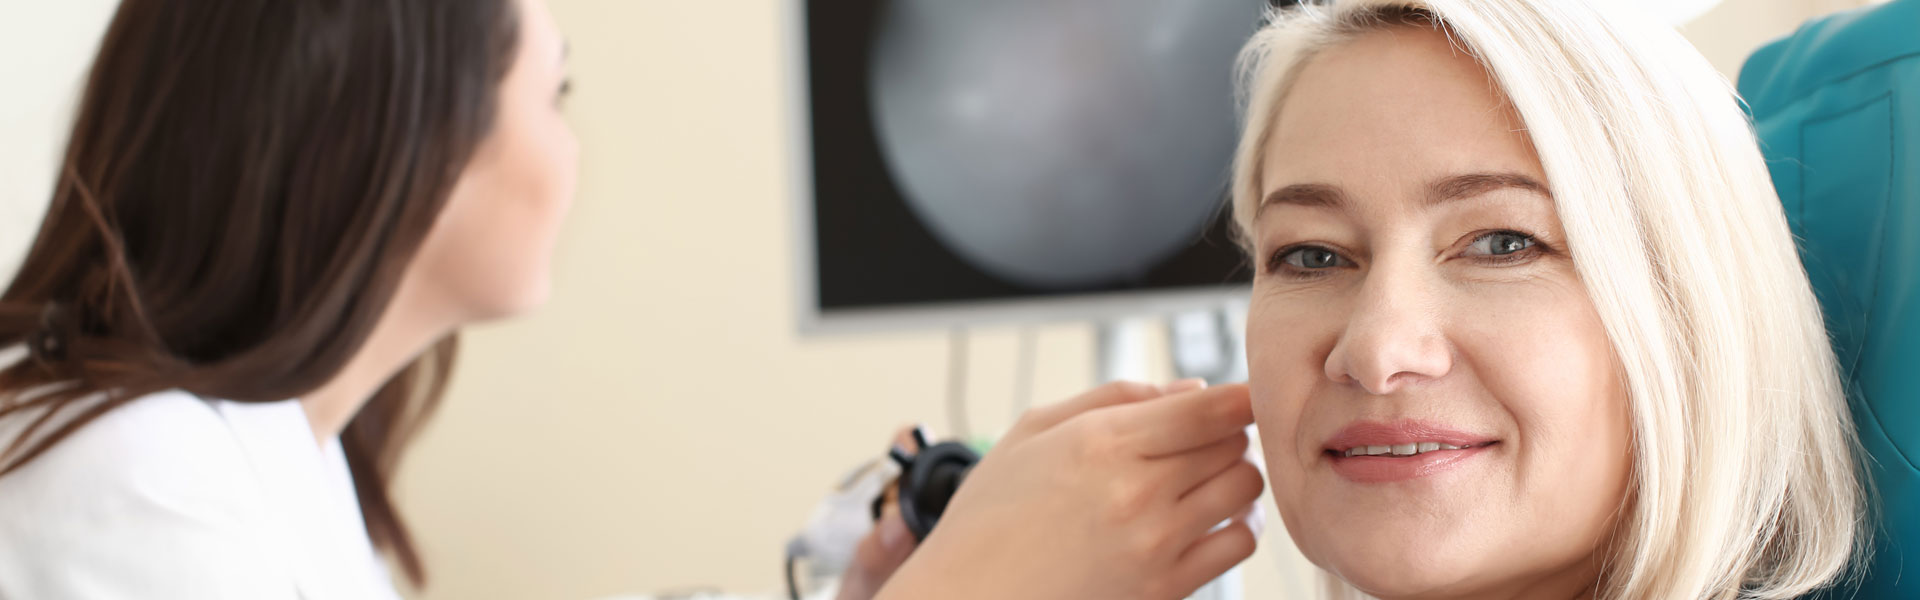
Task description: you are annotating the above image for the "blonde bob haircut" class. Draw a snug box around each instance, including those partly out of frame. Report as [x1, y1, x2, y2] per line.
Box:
[1229, 1, 1866, 598]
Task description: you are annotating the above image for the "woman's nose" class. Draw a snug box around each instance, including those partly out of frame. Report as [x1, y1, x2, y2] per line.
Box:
[1322, 271, 1454, 396]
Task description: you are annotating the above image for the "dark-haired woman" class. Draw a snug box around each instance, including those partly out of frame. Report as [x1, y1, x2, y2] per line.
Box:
[0, 1, 1263, 598]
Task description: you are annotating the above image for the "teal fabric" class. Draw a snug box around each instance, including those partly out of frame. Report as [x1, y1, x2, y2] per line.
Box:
[1739, 0, 1920, 596]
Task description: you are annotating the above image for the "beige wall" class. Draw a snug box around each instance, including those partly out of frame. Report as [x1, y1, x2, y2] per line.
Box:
[0, 0, 117, 269]
[0, 1, 1863, 599]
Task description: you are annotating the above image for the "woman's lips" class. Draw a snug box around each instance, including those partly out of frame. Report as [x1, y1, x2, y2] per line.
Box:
[1322, 420, 1499, 484]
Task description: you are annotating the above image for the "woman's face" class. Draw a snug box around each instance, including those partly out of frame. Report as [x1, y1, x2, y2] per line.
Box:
[1244, 27, 1632, 599]
[412, 0, 578, 322]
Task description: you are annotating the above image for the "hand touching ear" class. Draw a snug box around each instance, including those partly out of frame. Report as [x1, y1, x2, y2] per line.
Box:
[876, 381, 1264, 600]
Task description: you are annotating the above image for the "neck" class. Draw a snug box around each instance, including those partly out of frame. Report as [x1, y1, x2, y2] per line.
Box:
[299, 279, 451, 445]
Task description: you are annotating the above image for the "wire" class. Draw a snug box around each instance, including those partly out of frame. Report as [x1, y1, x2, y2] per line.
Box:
[785, 547, 803, 600]
[946, 328, 970, 439]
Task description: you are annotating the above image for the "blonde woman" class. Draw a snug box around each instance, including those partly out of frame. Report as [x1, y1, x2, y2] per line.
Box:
[1230, 1, 1866, 598]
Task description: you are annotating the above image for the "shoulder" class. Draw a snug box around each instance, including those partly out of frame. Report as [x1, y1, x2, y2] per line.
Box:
[0, 390, 297, 599]
[1, 389, 257, 495]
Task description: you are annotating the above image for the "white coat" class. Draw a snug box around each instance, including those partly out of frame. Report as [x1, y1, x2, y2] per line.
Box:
[0, 389, 404, 599]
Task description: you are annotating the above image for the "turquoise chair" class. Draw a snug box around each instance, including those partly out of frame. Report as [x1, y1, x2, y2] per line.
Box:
[1740, 0, 1920, 595]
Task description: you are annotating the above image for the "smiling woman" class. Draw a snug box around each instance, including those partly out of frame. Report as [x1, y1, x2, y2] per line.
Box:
[1230, 1, 1865, 599]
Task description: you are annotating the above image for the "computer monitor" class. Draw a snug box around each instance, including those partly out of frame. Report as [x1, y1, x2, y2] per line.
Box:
[787, 0, 1280, 334]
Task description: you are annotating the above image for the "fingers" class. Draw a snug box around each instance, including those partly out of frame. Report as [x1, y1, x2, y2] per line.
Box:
[836, 506, 918, 600]
[1236, 441, 1268, 540]
[1162, 378, 1207, 395]
[1159, 428, 1252, 498]
[1238, 496, 1268, 542]
[1111, 383, 1254, 458]
[1175, 460, 1265, 538]
[1002, 380, 1167, 446]
[1165, 521, 1259, 599]
[867, 507, 917, 569]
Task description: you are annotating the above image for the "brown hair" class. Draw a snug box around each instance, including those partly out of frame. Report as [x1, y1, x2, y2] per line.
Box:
[0, 0, 521, 587]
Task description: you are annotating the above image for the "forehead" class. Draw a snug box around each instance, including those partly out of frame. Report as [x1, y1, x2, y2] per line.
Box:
[1260, 26, 1544, 208]
[515, 0, 565, 56]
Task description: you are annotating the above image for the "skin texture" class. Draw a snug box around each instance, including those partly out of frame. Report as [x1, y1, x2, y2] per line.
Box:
[1243, 27, 1632, 600]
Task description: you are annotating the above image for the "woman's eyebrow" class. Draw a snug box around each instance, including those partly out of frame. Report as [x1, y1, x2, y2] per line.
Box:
[1257, 183, 1346, 217]
[1426, 172, 1550, 206]
[1256, 171, 1550, 221]
[1259, 172, 1543, 216]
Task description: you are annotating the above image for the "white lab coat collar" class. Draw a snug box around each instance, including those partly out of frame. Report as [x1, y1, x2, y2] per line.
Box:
[212, 399, 401, 600]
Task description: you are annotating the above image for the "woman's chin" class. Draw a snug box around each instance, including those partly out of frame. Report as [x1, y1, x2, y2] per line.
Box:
[1324, 548, 1474, 598]
[1294, 514, 1497, 599]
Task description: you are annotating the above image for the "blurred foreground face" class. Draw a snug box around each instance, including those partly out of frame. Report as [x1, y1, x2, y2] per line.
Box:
[1243, 27, 1632, 599]
[411, 0, 579, 321]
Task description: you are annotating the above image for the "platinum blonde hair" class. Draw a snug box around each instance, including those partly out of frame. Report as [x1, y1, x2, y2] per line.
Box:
[1229, 1, 1866, 598]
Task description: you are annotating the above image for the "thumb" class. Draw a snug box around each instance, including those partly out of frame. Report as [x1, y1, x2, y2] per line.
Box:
[871, 507, 916, 564]
[837, 507, 918, 600]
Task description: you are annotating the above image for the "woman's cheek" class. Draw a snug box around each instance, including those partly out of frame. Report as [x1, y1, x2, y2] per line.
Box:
[1246, 294, 1334, 502]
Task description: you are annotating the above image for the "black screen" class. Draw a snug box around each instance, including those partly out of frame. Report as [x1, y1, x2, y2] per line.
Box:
[802, 1, 1291, 315]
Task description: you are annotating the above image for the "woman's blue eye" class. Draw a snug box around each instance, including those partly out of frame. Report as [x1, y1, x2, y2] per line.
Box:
[1468, 231, 1535, 256]
[1272, 246, 1350, 272]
